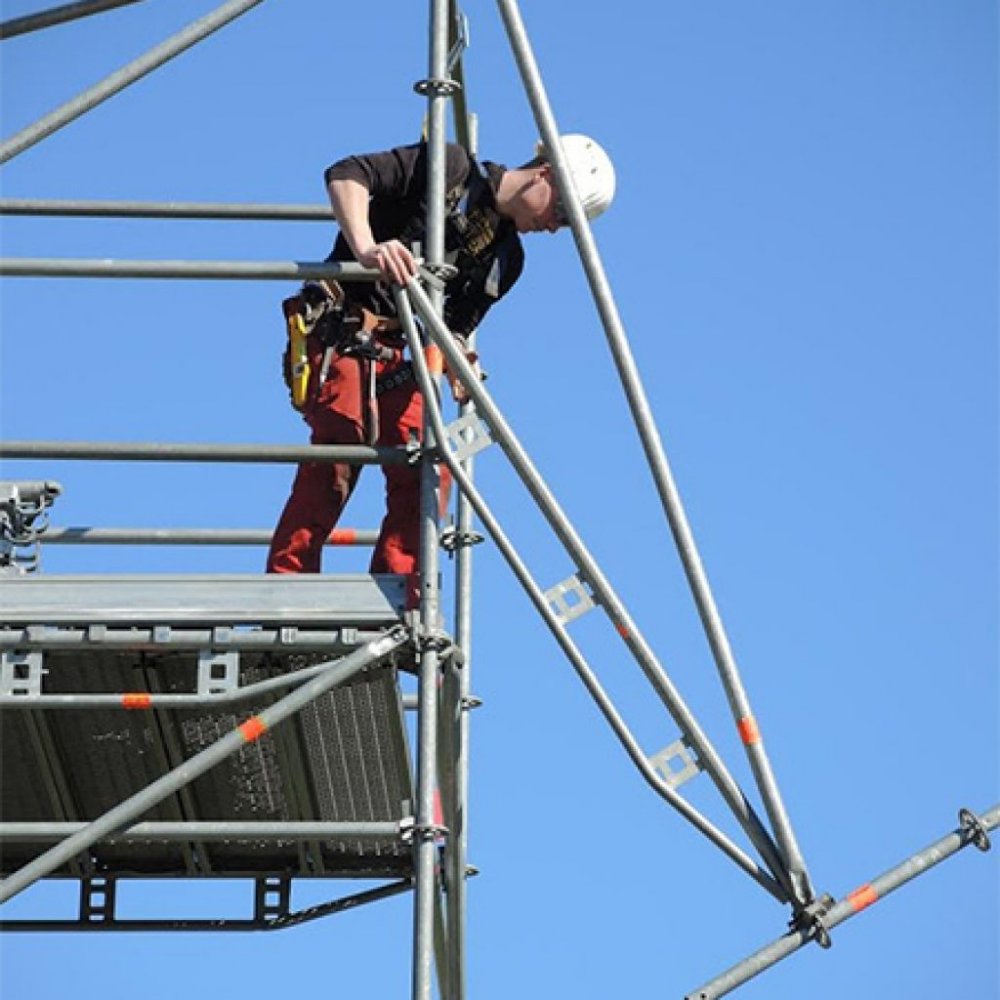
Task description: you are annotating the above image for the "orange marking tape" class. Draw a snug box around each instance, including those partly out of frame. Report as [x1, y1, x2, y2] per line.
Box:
[615, 622, 630, 640]
[122, 693, 153, 710]
[847, 883, 879, 913]
[737, 715, 761, 746]
[329, 528, 357, 545]
[424, 345, 444, 376]
[238, 716, 269, 743]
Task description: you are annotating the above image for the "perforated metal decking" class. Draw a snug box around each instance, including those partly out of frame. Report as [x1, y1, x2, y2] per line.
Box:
[0, 574, 417, 928]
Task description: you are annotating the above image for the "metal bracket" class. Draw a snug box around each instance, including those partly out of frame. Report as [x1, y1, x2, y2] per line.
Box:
[0, 480, 62, 575]
[544, 574, 595, 626]
[440, 525, 485, 552]
[444, 412, 492, 463]
[197, 650, 240, 696]
[80, 876, 117, 925]
[789, 892, 835, 949]
[412, 625, 455, 657]
[421, 261, 459, 284]
[412, 822, 450, 843]
[254, 876, 291, 922]
[1, 649, 43, 697]
[959, 807, 992, 852]
[405, 432, 423, 466]
[446, 11, 470, 73]
[649, 737, 703, 790]
[414, 77, 462, 98]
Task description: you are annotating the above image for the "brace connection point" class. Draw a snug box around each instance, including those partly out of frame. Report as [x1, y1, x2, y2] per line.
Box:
[420, 262, 458, 285]
[959, 807, 991, 852]
[411, 822, 449, 843]
[789, 893, 835, 949]
[440, 526, 485, 553]
[414, 77, 462, 97]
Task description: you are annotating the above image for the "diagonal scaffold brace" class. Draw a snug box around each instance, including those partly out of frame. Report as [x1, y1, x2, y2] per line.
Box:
[494, 0, 815, 911]
[396, 282, 788, 904]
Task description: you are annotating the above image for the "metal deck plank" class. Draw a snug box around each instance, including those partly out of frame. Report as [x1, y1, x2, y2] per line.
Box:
[0, 574, 406, 626]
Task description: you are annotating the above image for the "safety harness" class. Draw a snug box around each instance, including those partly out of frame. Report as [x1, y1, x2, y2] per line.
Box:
[281, 155, 511, 436]
[282, 279, 404, 445]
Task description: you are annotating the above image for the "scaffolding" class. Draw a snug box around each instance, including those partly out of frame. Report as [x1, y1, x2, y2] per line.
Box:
[1, 2, 996, 998]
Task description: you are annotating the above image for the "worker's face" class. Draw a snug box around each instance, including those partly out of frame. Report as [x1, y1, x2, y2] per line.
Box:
[512, 167, 566, 235]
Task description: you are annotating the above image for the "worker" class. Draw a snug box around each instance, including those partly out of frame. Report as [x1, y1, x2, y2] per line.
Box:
[267, 134, 616, 596]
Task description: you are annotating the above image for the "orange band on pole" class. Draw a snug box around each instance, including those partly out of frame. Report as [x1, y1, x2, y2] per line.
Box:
[615, 623, 630, 641]
[328, 528, 357, 545]
[424, 345, 443, 376]
[737, 715, 761, 746]
[238, 716, 268, 743]
[847, 884, 879, 913]
[122, 693, 153, 710]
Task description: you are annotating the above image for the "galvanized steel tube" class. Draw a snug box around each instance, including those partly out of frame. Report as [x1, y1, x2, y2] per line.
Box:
[686, 804, 1000, 999]
[397, 288, 784, 901]
[0, 820, 407, 842]
[0, 440, 405, 465]
[41, 527, 378, 545]
[0, 0, 264, 164]
[496, 0, 812, 905]
[407, 278, 793, 897]
[0, 258, 380, 281]
[0, 199, 331, 220]
[411, 4, 453, 997]
[0, 0, 143, 40]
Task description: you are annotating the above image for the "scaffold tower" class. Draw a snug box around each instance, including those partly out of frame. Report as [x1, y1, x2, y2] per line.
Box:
[1, 2, 996, 999]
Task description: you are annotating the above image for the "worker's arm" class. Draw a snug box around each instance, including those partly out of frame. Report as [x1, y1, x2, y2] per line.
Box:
[326, 176, 418, 286]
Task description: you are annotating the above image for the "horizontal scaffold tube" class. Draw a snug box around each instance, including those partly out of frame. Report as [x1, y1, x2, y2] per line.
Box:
[0, 199, 332, 220]
[0, 651, 387, 709]
[0, 821, 409, 843]
[40, 527, 379, 546]
[686, 804, 1000, 999]
[0, 258, 380, 281]
[0, 440, 407, 464]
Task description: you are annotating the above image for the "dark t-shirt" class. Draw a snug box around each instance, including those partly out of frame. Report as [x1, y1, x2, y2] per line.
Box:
[324, 142, 524, 339]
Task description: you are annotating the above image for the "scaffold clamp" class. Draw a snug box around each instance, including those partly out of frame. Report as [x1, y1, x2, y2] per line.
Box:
[789, 892, 835, 949]
[440, 525, 485, 553]
[959, 807, 992, 852]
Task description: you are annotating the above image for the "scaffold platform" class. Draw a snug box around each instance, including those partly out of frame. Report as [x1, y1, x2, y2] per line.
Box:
[0, 574, 414, 888]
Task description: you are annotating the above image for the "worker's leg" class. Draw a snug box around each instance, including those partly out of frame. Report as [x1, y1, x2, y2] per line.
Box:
[369, 371, 452, 579]
[267, 354, 364, 573]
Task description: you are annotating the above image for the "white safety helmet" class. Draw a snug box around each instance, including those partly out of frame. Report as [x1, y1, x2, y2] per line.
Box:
[536, 133, 616, 221]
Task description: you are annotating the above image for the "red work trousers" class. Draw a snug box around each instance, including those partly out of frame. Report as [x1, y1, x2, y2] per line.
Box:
[267, 347, 450, 579]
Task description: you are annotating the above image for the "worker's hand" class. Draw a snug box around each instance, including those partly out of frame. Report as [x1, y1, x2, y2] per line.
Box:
[358, 240, 419, 286]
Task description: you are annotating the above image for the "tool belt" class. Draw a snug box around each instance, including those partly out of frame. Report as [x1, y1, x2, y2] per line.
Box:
[282, 280, 405, 409]
[282, 280, 412, 446]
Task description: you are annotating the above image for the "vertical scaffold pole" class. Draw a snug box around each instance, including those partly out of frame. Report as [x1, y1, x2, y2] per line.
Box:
[493, 0, 814, 907]
[412, 1, 453, 998]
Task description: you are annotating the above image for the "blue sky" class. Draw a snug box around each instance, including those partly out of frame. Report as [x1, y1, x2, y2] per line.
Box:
[1, 1, 997, 998]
